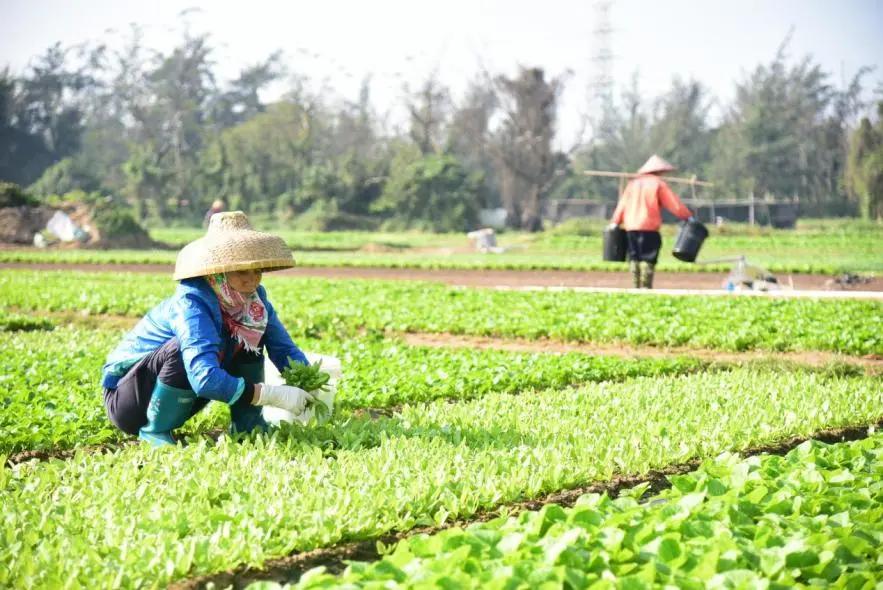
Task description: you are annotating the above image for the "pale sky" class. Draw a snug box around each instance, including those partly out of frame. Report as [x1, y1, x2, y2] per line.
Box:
[2, 0, 882, 146]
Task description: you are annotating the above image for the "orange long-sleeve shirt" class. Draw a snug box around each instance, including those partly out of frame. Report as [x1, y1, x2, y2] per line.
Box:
[611, 174, 692, 231]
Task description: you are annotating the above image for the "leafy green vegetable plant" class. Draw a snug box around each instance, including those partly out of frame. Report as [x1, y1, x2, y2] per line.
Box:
[281, 359, 332, 421]
[1, 368, 880, 587]
[2, 270, 880, 354]
[3, 220, 883, 273]
[0, 310, 53, 332]
[0, 327, 704, 454]
[282, 359, 331, 393]
[275, 433, 883, 589]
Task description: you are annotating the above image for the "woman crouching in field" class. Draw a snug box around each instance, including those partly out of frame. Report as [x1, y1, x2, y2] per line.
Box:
[101, 211, 314, 446]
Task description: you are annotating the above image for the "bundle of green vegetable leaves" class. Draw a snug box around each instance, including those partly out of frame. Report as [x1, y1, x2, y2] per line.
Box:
[281, 359, 332, 421]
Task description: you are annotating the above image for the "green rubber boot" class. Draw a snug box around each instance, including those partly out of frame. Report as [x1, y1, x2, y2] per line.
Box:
[139, 382, 197, 447]
[640, 262, 655, 289]
[629, 261, 641, 289]
[227, 359, 269, 434]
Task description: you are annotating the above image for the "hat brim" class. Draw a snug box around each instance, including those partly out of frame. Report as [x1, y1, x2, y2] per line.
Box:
[637, 155, 676, 175]
[173, 226, 295, 281]
[638, 166, 675, 175]
[173, 258, 295, 281]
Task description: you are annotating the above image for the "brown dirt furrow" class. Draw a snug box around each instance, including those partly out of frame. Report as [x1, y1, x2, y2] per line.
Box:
[399, 331, 883, 373]
[37, 309, 139, 330]
[2, 261, 881, 291]
[4, 429, 227, 467]
[168, 419, 882, 590]
[5, 440, 141, 465]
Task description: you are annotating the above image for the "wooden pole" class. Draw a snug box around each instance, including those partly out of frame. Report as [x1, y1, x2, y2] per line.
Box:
[749, 191, 755, 226]
[582, 169, 714, 187]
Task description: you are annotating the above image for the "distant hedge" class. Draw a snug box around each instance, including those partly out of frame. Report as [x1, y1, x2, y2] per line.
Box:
[0, 182, 38, 208]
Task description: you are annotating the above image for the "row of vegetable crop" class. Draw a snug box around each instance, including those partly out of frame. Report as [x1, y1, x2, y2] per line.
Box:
[270, 433, 883, 589]
[0, 248, 740, 273]
[148, 220, 883, 271]
[148, 227, 469, 251]
[2, 270, 881, 354]
[4, 234, 882, 274]
[0, 309, 53, 332]
[2, 368, 880, 588]
[1, 326, 710, 454]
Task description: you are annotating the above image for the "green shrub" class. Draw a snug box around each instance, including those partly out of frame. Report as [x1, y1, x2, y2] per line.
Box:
[91, 206, 145, 239]
[291, 199, 380, 231]
[28, 157, 101, 198]
[0, 182, 38, 208]
[372, 153, 479, 232]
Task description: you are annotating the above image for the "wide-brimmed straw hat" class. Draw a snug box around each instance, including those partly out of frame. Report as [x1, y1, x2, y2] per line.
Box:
[637, 154, 676, 175]
[173, 211, 294, 280]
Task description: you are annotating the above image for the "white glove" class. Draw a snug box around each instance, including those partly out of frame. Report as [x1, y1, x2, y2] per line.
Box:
[255, 383, 315, 415]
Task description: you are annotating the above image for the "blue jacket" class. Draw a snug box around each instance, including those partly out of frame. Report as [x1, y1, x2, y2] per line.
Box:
[101, 278, 308, 404]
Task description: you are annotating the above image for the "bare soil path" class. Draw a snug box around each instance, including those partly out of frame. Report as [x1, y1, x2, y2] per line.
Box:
[3, 261, 881, 292]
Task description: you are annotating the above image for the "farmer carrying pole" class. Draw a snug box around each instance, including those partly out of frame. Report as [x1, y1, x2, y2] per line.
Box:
[610, 155, 694, 288]
[101, 211, 316, 446]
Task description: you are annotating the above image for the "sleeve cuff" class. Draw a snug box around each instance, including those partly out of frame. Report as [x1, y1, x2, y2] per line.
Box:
[228, 378, 256, 407]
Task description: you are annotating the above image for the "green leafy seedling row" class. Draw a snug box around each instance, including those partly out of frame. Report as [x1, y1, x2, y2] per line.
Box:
[1, 368, 880, 588]
[327, 337, 707, 409]
[3, 217, 883, 274]
[2, 270, 881, 354]
[0, 310, 53, 332]
[278, 433, 883, 589]
[0, 328, 231, 454]
[0, 327, 706, 454]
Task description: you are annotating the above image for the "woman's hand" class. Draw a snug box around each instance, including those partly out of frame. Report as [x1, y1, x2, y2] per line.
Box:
[253, 383, 315, 415]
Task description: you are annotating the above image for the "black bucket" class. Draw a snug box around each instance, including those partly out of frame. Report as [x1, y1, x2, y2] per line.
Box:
[672, 220, 709, 262]
[603, 224, 628, 262]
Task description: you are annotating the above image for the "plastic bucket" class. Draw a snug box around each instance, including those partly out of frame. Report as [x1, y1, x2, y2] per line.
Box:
[672, 220, 709, 263]
[602, 225, 628, 262]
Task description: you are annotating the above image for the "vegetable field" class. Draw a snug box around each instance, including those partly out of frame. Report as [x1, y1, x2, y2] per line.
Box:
[4, 220, 883, 274]
[2, 270, 881, 353]
[1, 267, 881, 588]
[281, 434, 883, 589]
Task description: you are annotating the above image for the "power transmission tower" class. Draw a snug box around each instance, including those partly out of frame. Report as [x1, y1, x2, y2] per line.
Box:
[589, 0, 614, 132]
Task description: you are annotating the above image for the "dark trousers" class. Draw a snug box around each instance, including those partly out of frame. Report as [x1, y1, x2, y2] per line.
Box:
[103, 338, 261, 436]
[626, 230, 662, 264]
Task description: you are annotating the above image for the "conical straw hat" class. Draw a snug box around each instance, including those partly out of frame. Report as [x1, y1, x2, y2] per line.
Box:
[173, 211, 294, 280]
[637, 154, 676, 175]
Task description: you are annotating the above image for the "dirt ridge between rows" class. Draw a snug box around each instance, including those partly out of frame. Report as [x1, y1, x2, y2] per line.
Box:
[3, 429, 232, 467]
[168, 419, 883, 590]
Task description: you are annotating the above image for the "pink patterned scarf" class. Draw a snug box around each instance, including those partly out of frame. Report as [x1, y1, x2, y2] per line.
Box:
[205, 273, 268, 353]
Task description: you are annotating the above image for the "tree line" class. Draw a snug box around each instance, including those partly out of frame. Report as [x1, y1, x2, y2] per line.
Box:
[1, 28, 881, 231]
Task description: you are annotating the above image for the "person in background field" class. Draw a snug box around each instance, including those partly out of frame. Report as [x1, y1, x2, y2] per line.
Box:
[610, 155, 694, 289]
[101, 211, 314, 446]
[203, 199, 225, 227]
